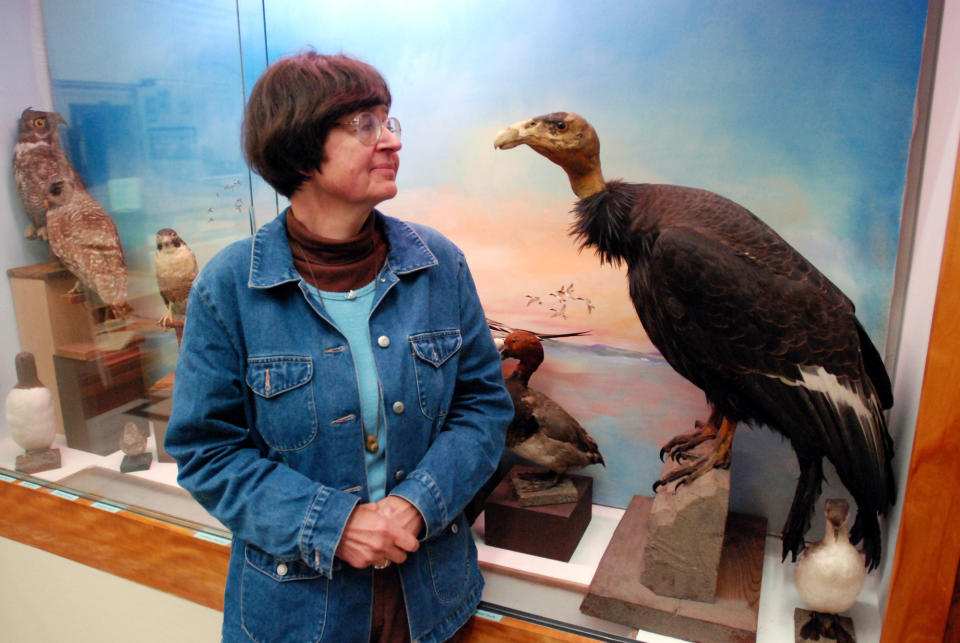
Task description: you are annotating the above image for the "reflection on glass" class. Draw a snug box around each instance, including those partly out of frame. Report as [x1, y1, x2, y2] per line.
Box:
[0, 0, 252, 532]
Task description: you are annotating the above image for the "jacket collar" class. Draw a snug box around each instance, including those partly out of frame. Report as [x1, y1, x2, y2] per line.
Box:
[248, 208, 438, 289]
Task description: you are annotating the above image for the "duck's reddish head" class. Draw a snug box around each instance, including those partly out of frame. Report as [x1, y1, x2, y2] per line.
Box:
[500, 330, 544, 382]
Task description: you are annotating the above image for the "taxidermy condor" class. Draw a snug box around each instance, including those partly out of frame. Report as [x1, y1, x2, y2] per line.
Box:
[494, 112, 895, 570]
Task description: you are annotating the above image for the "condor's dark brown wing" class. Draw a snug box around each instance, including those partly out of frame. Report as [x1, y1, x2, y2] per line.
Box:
[636, 218, 894, 567]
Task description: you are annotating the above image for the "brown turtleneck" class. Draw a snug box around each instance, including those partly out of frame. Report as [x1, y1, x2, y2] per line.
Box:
[287, 210, 389, 292]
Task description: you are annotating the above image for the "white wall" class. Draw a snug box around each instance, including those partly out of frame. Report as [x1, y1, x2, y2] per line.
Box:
[0, 536, 222, 642]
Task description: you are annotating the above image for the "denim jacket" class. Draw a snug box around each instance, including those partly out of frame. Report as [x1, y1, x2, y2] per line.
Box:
[165, 209, 512, 642]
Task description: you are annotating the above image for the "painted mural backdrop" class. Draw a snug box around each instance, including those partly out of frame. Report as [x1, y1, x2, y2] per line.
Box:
[259, 1, 928, 522]
[41, 1, 929, 526]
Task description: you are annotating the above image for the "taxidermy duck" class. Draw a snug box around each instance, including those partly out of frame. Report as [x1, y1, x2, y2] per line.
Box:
[795, 498, 864, 643]
[5, 352, 57, 454]
[500, 330, 604, 486]
[494, 112, 895, 570]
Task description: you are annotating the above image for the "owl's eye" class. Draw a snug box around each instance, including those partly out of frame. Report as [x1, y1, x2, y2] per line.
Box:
[157, 243, 163, 251]
[33, 117, 46, 128]
[49, 183, 63, 196]
[556, 122, 567, 131]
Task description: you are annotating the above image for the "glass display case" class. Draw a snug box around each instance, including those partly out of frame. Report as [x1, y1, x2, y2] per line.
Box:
[1, 1, 949, 641]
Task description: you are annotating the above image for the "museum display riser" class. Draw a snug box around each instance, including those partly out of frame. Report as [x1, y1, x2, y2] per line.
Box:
[0, 429, 885, 642]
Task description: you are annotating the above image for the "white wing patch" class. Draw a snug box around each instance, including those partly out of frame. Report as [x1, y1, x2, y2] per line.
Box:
[767, 366, 873, 424]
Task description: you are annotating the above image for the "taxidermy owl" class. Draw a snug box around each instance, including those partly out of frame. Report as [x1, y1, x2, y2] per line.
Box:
[154, 228, 198, 326]
[12, 108, 85, 241]
[42, 176, 131, 318]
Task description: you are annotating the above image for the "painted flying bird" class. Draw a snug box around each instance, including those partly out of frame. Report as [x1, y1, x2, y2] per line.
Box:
[500, 330, 605, 486]
[494, 112, 895, 570]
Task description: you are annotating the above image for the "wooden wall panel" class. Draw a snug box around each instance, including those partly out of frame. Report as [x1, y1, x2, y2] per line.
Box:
[0, 479, 230, 610]
[881, 142, 960, 641]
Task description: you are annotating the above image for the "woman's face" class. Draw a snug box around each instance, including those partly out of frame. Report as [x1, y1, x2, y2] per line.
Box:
[305, 104, 401, 212]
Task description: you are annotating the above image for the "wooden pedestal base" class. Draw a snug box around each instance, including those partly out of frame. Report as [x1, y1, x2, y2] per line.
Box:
[795, 609, 856, 643]
[120, 452, 154, 473]
[15, 448, 61, 474]
[55, 343, 146, 455]
[580, 495, 766, 642]
[483, 465, 593, 562]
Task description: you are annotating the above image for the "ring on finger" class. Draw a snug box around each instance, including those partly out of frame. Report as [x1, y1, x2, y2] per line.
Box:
[373, 559, 390, 570]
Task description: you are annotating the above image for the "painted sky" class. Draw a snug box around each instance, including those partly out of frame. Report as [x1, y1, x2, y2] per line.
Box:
[35, 0, 930, 516]
[262, 0, 928, 352]
[40, 0, 929, 352]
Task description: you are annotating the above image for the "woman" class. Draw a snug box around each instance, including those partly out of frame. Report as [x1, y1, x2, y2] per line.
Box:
[165, 52, 513, 643]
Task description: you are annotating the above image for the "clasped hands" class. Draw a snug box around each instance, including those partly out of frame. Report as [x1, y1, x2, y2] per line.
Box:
[335, 495, 424, 570]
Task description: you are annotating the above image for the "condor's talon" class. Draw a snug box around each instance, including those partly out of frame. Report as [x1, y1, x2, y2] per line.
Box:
[653, 414, 737, 492]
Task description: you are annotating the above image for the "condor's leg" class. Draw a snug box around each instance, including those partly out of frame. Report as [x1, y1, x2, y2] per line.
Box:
[659, 406, 724, 462]
[781, 452, 823, 563]
[652, 415, 737, 492]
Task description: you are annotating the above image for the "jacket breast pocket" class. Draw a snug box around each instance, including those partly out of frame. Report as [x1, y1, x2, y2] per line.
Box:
[409, 330, 462, 420]
[245, 356, 316, 450]
[241, 543, 328, 642]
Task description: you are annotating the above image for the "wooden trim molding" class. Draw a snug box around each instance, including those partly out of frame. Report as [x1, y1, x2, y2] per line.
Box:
[0, 476, 230, 610]
[880, 141, 960, 641]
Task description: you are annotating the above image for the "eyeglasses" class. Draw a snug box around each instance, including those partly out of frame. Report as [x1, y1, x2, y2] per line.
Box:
[336, 112, 401, 146]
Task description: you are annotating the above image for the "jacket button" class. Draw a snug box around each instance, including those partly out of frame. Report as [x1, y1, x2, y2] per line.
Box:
[392, 401, 405, 414]
[450, 523, 459, 534]
[394, 469, 405, 481]
[276, 563, 288, 576]
[377, 335, 390, 348]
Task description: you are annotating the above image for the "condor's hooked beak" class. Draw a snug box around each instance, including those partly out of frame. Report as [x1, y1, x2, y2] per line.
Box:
[493, 112, 606, 199]
[493, 120, 532, 150]
[494, 113, 573, 152]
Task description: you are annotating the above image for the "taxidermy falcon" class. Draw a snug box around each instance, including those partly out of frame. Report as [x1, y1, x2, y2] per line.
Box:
[13, 108, 85, 241]
[154, 228, 198, 327]
[42, 176, 131, 318]
[494, 112, 895, 571]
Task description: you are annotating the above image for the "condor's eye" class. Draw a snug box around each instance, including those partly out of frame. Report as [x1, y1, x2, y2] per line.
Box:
[33, 117, 46, 128]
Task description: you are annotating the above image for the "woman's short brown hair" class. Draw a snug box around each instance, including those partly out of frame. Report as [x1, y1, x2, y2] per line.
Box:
[243, 52, 391, 197]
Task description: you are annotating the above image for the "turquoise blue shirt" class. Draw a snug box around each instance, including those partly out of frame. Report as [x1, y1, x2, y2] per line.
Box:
[308, 279, 387, 502]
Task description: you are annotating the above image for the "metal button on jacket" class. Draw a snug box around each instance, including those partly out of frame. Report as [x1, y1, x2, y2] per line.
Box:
[450, 523, 459, 534]
[276, 562, 288, 576]
[394, 469, 406, 482]
[392, 401, 405, 414]
[377, 335, 390, 348]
